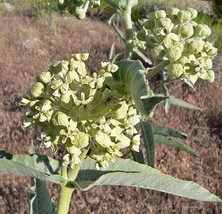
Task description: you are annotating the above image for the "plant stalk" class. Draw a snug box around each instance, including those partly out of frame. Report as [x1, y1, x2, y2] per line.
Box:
[121, 0, 134, 59]
[57, 183, 75, 214]
[146, 60, 170, 79]
[68, 148, 88, 181]
[57, 149, 88, 214]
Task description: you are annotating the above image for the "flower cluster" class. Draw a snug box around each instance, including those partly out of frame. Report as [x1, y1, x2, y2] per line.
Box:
[21, 53, 140, 169]
[58, 0, 100, 19]
[137, 7, 217, 84]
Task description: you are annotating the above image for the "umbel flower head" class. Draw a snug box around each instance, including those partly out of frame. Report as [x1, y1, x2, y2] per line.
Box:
[58, 0, 100, 20]
[137, 7, 217, 84]
[21, 53, 141, 169]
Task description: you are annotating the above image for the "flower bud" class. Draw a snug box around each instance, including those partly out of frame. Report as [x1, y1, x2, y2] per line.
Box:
[200, 70, 215, 83]
[31, 82, 44, 98]
[81, 53, 89, 61]
[207, 47, 218, 58]
[154, 10, 166, 19]
[195, 24, 211, 38]
[178, 11, 192, 23]
[52, 111, 69, 127]
[66, 70, 79, 82]
[20, 97, 30, 106]
[151, 45, 165, 60]
[166, 45, 183, 62]
[101, 62, 118, 73]
[199, 57, 213, 70]
[188, 8, 198, 19]
[73, 53, 82, 61]
[75, 8, 86, 20]
[185, 39, 205, 55]
[168, 63, 184, 77]
[168, 7, 180, 16]
[37, 71, 51, 84]
[178, 23, 194, 38]
[178, 56, 189, 65]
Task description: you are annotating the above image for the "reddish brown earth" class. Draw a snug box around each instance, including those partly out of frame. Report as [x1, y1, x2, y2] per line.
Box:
[0, 10, 222, 214]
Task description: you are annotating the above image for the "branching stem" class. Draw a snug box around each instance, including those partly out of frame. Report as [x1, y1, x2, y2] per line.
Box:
[57, 149, 88, 214]
[146, 60, 170, 79]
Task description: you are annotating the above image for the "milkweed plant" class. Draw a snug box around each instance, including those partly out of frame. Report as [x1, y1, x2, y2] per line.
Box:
[0, 1, 221, 213]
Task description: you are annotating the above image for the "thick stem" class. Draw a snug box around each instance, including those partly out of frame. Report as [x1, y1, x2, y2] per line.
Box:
[57, 149, 88, 214]
[68, 148, 88, 181]
[121, 0, 134, 59]
[57, 183, 75, 214]
[146, 60, 170, 79]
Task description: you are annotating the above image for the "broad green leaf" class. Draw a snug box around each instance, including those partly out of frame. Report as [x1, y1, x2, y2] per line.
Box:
[153, 135, 199, 157]
[30, 178, 56, 214]
[140, 120, 155, 167]
[151, 123, 187, 140]
[76, 158, 221, 202]
[169, 96, 201, 110]
[0, 149, 65, 183]
[114, 60, 166, 116]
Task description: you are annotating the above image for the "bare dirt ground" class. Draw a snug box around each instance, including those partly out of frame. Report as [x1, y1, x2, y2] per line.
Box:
[0, 8, 222, 214]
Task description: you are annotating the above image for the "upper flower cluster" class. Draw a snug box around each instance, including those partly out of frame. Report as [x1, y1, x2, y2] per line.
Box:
[58, 0, 100, 19]
[21, 53, 140, 169]
[137, 7, 217, 84]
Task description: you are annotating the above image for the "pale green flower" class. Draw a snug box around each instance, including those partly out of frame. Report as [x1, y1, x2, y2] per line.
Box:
[38, 133, 52, 148]
[37, 71, 51, 84]
[33, 100, 53, 122]
[31, 82, 44, 98]
[130, 134, 140, 152]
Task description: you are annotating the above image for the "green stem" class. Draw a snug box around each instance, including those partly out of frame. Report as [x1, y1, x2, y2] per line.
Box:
[68, 148, 88, 181]
[57, 149, 88, 214]
[57, 183, 75, 214]
[121, 0, 134, 59]
[61, 165, 68, 180]
[146, 60, 170, 79]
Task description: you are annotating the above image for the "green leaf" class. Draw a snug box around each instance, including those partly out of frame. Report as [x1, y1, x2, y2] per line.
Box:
[133, 47, 152, 65]
[169, 96, 201, 110]
[153, 135, 199, 157]
[114, 60, 166, 116]
[0, 149, 65, 183]
[109, 43, 116, 62]
[30, 178, 56, 214]
[151, 123, 187, 140]
[140, 120, 155, 167]
[102, 0, 138, 22]
[132, 150, 144, 164]
[75, 158, 221, 202]
[141, 95, 168, 115]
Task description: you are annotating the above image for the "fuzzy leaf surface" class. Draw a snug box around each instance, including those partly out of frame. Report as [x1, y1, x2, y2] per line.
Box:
[153, 135, 199, 157]
[114, 60, 166, 116]
[75, 158, 221, 202]
[30, 178, 56, 214]
[140, 120, 155, 167]
[0, 149, 64, 183]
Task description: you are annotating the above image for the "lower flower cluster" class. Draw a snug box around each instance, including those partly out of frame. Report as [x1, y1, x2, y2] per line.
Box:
[21, 53, 140, 169]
